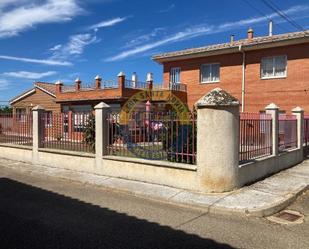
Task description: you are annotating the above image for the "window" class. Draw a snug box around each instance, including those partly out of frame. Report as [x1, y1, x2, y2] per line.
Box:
[261, 55, 287, 79]
[16, 108, 26, 122]
[170, 67, 181, 83]
[73, 113, 90, 132]
[45, 111, 53, 127]
[200, 63, 220, 83]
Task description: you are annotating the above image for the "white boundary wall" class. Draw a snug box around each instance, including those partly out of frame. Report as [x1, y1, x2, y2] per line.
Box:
[0, 89, 305, 193]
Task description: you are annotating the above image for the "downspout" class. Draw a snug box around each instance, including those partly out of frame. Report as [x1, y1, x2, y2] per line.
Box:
[239, 45, 246, 112]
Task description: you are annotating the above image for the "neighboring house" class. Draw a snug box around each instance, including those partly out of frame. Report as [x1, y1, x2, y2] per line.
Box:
[10, 82, 60, 116]
[7, 82, 59, 137]
[54, 74, 187, 113]
[153, 26, 309, 113]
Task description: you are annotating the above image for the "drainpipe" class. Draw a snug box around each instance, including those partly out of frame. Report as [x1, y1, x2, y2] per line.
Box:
[239, 45, 246, 112]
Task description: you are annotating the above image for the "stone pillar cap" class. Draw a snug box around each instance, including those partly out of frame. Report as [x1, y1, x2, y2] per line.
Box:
[195, 88, 239, 108]
[146, 72, 153, 82]
[32, 105, 45, 110]
[94, 102, 110, 109]
[292, 106, 304, 112]
[265, 103, 279, 110]
[118, 71, 125, 77]
[95, 75, 102, 80]
[55, 80, 63, 85]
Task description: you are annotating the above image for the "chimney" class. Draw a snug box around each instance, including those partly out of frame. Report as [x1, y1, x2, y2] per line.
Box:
[269, 20, 273, 37]
[247, 28, 254, 40]
[55, 80, 63, 94]
[75, 78, 81, 91]
[146, 72, 153, 90]
[95, 75, 101, 89]
[230, 35, 235, 44]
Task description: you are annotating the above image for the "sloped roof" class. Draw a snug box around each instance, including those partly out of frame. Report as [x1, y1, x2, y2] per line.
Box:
[35, 82, 56, 96]
[10, 82, 56, 104]
[9, 88, 36, 104]
[153, 30, 309, 63]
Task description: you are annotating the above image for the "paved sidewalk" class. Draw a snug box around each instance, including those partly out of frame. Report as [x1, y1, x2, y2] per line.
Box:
[0, 157, 308, 217]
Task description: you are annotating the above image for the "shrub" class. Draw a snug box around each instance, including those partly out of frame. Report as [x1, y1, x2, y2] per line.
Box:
[83, 114, 95, 151]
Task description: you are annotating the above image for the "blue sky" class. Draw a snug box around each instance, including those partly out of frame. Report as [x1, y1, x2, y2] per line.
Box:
[0, 0, 309, 103]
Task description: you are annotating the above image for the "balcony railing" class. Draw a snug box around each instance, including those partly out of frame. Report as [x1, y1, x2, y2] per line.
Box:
[153, 83, 187, 92]
[125, 80, 148, 90]
[168, 82, 187, 92]
[60, 80, 187, 93]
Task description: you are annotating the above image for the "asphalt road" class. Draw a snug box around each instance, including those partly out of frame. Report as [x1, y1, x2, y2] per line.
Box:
[0, 165, 308, 249]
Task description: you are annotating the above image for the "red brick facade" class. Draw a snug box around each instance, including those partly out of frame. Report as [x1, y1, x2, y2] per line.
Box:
[162, 42, 309, 113]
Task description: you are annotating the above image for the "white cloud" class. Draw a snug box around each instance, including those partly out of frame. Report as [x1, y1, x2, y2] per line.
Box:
[158, 4, 175, 13]
[0, 55, 72, 66]
[106, 4, 309, 61]
[50, 33, 99, 60]
[3, 71, 57, 79]
[49, 44, 62, 51]
[106, 26, 212, 61]
[123, 28, 165, 48]
[0, 79, 10, 90]
[0, 0, 83, 38]
[88, 17, 128, 31]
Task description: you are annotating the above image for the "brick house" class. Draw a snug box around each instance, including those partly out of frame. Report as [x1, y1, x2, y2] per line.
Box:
[9, 74, 187, 141]
[54, 73, 187, 113]
[10, 82, 60, 116]
[153, 27, 309, 113]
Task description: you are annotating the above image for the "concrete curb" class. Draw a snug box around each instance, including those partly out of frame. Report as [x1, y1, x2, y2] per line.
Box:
[0, 158, 308, 217]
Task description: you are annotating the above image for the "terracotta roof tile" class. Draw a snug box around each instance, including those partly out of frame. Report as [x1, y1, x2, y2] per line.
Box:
[35, 82, 56, 96]
[153, 30, 309, 61]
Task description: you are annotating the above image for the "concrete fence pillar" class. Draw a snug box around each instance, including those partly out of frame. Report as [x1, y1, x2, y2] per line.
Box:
[265, 103, 279, 156]
[95, 102, 111, 166]
[32, 105, 45, 162]
[195, 88, 240, 193]
[292, 107, 304, 153]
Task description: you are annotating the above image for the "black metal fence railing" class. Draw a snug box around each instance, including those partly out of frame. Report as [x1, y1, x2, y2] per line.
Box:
[278, 114, 297, 152]
[40, 112, 95, 153]
[0, 113, 33, 146]
[107, 111, 196, 164]
[239, 113, 272, 163]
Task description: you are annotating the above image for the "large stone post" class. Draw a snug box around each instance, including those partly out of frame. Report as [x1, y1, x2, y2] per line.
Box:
[32, 105, 45, 163]
[95, 102, 111, 166]
[265, 103, 279, 156]
[292, 107, 304, 154]
[195, 88, 240, 192]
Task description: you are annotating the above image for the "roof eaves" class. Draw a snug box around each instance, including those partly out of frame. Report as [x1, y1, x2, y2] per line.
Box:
[9, 88, 36, 105]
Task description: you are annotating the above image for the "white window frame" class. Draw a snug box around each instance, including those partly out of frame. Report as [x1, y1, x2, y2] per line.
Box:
[169, 67, 181, 84]
[200, 63, 220, 84]
[261, 55, 287, 79]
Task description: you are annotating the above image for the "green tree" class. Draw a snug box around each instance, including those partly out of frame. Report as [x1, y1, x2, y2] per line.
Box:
[0, 106, 12, 114]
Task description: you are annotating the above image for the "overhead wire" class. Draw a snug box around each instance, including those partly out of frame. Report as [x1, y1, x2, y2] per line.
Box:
[241, 0, 291, 33]
[260, 0, 306, 32]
